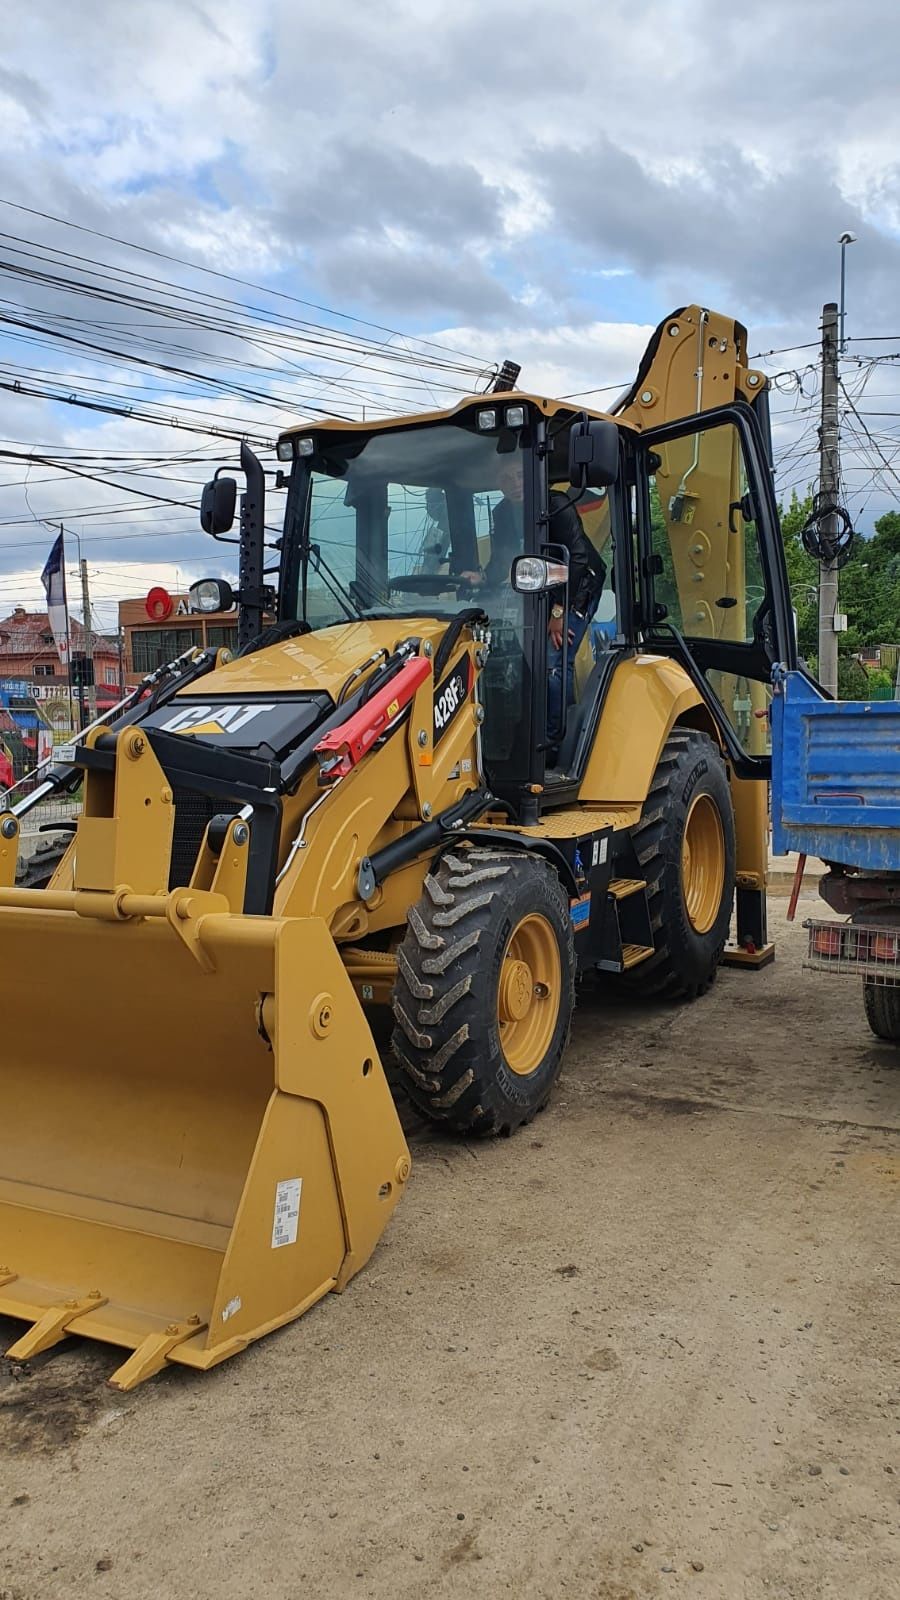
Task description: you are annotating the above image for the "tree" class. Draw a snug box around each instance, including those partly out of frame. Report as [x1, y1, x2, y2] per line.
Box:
[778, 491, 818, 658]
[837, 655, 870, 699]
[776, 497, 900, 686]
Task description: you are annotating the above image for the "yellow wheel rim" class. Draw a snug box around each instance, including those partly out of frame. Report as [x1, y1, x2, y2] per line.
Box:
[497, 913, 561, 1075]
[681, 793, 726, 935]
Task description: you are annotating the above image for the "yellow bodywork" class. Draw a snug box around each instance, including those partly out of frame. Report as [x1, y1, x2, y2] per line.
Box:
[578, 655, 717, 806]
[0, 304, 775, 1386]
[0, 616, 483, 1387]
[0, 726, 411, 1390]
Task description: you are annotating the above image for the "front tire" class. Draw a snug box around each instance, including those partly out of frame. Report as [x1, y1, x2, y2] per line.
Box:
[392, 848, 575, 1135]
[611, 729, 735, 1000]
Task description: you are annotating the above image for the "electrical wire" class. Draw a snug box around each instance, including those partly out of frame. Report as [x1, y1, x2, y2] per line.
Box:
[0, 199, 490, 368]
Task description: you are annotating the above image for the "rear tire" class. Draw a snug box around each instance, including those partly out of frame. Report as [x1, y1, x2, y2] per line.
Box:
[610, 729, 735, 1001]
[863, 981, 900, 1043]
[391, 848, 575, 1135]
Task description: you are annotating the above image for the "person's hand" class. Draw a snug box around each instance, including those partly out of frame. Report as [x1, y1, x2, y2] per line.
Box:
[458, 570, 483, 586]
[548, 613, 564, 649]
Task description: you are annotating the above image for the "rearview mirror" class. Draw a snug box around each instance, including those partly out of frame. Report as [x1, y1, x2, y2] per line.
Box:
[200, 475, 237, 536]
[568, 419, 619, 490]
[189, 578, 235, 613]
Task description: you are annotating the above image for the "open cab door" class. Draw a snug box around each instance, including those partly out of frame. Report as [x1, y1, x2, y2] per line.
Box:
[632, 400, 797, 963]
[633, 401, 796, 775]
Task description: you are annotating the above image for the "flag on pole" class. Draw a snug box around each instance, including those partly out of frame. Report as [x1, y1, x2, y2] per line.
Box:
[40, 530, 70, 668]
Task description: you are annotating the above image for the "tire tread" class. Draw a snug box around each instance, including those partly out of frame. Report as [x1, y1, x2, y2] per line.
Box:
[392, 848, 575, 1135]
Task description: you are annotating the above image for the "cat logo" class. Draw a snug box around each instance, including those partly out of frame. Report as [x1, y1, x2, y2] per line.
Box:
[160, 702, 277, 738]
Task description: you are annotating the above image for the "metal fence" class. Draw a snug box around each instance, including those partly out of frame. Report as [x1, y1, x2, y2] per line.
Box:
[18, 796, 82, 833]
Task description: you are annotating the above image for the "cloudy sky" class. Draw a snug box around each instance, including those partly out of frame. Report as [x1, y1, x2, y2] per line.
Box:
[0, 0, 898, 630]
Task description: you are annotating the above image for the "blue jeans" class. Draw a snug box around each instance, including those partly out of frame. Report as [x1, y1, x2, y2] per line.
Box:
[547, 604, 597, 743]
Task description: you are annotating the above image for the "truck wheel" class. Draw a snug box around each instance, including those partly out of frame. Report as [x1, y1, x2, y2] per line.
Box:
[863, 982, 900, 1043]
[392, 848, 575, 1135]
[611, 729, 735, 1001]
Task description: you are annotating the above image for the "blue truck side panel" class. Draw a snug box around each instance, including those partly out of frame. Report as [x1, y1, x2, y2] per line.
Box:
[771, 669, 900, 873]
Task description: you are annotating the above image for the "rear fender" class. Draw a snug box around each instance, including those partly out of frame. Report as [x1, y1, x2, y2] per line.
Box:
[578, 654, 720, 806]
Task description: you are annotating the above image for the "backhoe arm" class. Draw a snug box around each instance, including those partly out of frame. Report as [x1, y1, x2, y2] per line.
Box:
[616, 306, 766, 431]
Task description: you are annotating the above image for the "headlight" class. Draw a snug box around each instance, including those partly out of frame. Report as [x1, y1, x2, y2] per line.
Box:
[511, 557, 546, 592]
[504, 405, 526, 428]
[276, 438, 293, 461]
[510, 556, 569, 594]
[477, 408, 497, 430]
[296, 437, 315, 456]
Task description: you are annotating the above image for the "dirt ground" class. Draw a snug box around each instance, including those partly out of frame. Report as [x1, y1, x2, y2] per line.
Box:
[2, 897, 898, 1600]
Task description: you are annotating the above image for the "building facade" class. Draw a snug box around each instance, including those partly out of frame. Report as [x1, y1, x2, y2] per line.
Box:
[119, 594, 238, 686]
[0, 607, 121, 728]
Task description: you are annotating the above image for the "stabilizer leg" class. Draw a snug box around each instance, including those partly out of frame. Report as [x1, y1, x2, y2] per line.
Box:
[723, 885, 775, 969]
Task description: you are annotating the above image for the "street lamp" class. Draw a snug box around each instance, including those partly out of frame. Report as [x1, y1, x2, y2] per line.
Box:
[838, 231, 857, 355]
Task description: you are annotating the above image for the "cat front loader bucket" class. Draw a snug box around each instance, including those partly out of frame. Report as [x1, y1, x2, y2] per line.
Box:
[0, 730, 409, 1391]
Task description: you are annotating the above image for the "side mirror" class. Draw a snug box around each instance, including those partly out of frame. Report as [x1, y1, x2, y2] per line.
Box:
[200, 474, 237, 536]
[189, 578, 235, 613]
[511, 555, 569, 594]
[568, 419, 619, 490]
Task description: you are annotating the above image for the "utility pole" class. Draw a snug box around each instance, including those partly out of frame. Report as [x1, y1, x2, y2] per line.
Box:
[817, 302, 841, 698]
[79, 557, 98, 722]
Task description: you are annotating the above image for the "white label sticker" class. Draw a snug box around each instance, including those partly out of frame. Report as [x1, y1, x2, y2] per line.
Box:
[271, 1177, 302, 1248]
[598, 837, 608, 864]
[221, 1295, 242, 1323]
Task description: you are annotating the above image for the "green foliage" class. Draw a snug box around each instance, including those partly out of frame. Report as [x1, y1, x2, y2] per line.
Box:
[778, 491, 818, 657]
[837, 655, 870, 699]
[838, 510, 900, 648]
[777, 496, 900, 675]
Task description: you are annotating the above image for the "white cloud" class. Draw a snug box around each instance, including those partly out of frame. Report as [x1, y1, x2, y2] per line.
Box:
[0, 0, 898, 619]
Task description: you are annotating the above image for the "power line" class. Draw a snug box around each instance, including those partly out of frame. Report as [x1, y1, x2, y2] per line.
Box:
[750, 341, 820, 359]
[838, 378, 900, 502]
[0, 447, 202, 509]
[0, 199, 489, 368]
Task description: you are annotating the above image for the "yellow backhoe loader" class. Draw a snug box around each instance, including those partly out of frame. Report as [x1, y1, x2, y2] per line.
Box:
[0, 306, 795, 1388]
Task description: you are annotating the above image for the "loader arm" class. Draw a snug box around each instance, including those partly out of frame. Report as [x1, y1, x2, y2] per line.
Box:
[0, 597, 497, 1386]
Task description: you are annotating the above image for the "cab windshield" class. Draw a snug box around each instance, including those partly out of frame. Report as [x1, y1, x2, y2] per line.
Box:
[282, 419, 534, 782]
[284, 421, 527, 628]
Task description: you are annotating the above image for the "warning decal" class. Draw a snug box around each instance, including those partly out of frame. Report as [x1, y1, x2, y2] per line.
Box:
[570, 893, 591, 932]
[271, 1177, 302, 1248]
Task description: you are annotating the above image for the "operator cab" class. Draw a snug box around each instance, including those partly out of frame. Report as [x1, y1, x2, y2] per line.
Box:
[273, 396, 624, 808]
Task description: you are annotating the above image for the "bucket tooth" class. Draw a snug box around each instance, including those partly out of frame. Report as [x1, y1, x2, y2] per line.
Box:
[108, 1320, 207, 1392]
[6, 1292, 108, 1361]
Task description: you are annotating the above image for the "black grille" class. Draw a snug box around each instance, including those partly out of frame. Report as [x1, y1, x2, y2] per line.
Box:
[169, 785, 239, 889]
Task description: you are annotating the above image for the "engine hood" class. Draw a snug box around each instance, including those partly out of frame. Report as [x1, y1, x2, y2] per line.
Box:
[178, 616, 450, 700]
[137, 617, 451, 762]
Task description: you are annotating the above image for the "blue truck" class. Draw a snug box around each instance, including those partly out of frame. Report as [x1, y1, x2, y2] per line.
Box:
[771, 666, 900, 1040]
